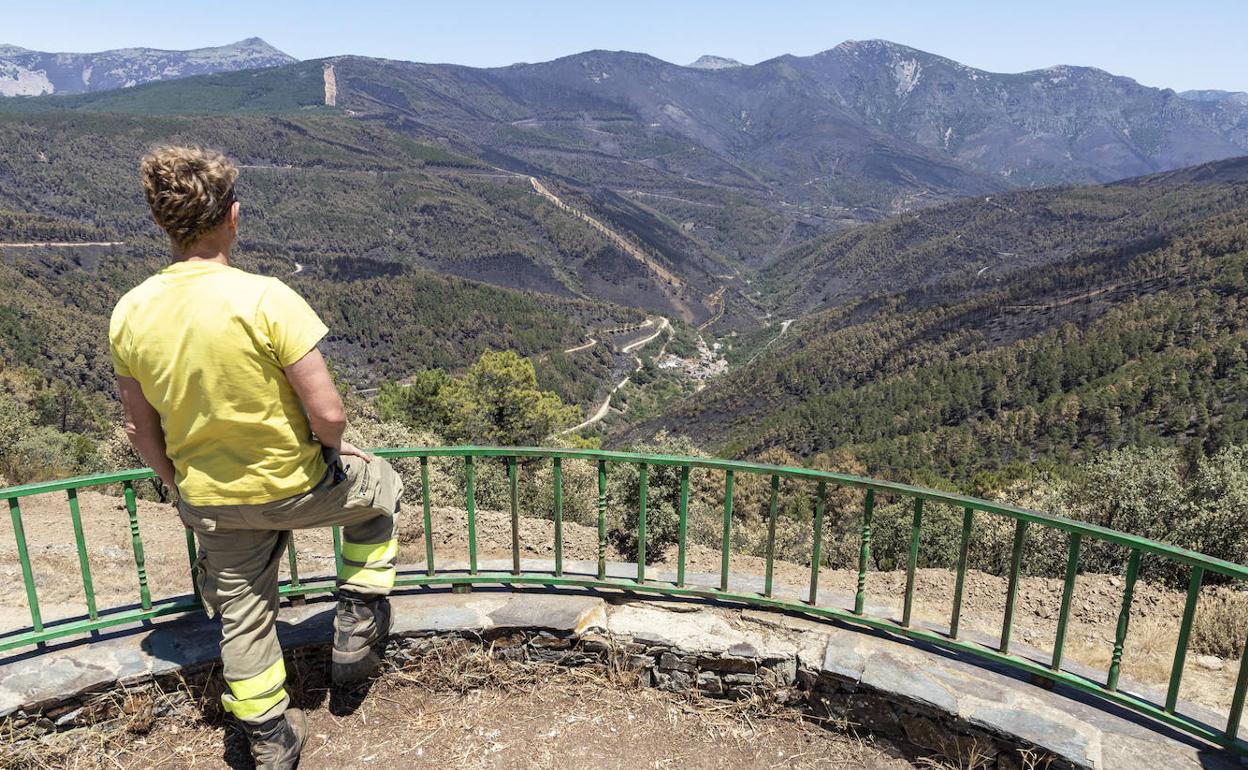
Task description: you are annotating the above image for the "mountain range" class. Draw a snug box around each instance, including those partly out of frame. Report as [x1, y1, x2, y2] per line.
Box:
[0, 37, 294, 96]
[0, 35, 1246, 491]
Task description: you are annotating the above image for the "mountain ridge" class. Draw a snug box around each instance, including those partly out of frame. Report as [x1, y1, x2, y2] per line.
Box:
[0, 37, 295, 96]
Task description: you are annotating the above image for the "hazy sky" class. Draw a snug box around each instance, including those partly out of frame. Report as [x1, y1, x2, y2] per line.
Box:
[4, 0, 1245, 92]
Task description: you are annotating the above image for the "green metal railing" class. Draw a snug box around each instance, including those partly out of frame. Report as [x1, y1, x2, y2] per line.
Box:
[2, 446, 1246, 751]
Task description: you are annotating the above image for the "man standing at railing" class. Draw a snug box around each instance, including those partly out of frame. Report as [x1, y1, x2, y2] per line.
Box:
[108, 145, 403, 770]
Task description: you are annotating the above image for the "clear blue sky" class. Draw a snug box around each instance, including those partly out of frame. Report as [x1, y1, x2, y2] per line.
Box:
[4, 0, 1245, 92]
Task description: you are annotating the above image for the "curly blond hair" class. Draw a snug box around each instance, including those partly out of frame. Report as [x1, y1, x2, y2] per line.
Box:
[140, 145, 239, 251]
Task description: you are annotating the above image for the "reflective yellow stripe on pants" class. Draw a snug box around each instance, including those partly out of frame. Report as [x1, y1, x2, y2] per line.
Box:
[222, 657, 288, 721]
[339, 537, 398, 591]
[341, 538, 398, 564]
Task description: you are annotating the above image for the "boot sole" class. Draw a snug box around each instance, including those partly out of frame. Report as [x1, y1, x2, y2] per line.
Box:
[331, 646, 382, 685]
[331, 599, 392, 685]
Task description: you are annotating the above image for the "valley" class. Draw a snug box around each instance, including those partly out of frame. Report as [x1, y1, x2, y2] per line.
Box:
[0, 37, 1246, 600]
[4, 14, 1248, 769]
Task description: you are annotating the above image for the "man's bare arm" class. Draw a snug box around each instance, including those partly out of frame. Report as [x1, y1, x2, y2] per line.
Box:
[284, 347, 371, 461]
[117, 376, 177, 490]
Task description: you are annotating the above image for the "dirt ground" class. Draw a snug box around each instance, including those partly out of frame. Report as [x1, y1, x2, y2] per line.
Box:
[0, 489, 1238, 712]
[17, 642, 915, 770]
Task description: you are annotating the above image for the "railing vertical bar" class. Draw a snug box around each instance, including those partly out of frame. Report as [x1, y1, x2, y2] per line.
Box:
[902, 497, 923, 627]
[331, 526, 344, 575]
[597, 460, 607, 580]
[855, 489, 874, 616]
[285, 534, 303, 604]
[1226, 631, 1248, 739]
[553, 457, 564, 578]
[950, 507, 973, 639]
[420, 456, 434, 576]
[8, 497, 42, 633]
[637, 463, 648, 584]
[1107, 549, 1142, 692]
[123, 481, 151, 611]
[1000, 519, 1029, 654]
[808, 481, 827, 605]
[508, 456, 520, 576]
[184, 527, 200, 603]
[676, 465, 690, 588]
[720, 469, 735, 592]
[1165, 566, 1204, 713]
[66, 489, 98, 620]
[465, 456, 477, 575]
[764, 474, 780, 598]
[1052, 533, 1082, 671]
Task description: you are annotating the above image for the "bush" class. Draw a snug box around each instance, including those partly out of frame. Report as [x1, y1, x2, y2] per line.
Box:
[998, 446, 1248, 587]
[1191, 588, 1248, 659]
[5, 426, 100, 483]
[609, 435, 709, 564]
[377, 350, 580, 446]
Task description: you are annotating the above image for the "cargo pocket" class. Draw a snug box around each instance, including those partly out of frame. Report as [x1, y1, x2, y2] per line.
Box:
[372, 458, 403, 519]
[344, 456, 379, 511]
[193, 552, 219, 619]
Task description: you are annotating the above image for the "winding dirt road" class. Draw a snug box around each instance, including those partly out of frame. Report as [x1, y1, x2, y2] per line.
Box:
[528, 177, 687, 293]
[562, 337, 598, 354]
[560, 317, 671, 434]
[0, 241, 124, 247]
[745, 317, 795, 365]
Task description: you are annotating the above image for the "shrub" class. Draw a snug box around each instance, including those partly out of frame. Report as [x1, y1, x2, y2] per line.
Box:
[609, 434, 708, 564]
[1191, 588, 1248, 659]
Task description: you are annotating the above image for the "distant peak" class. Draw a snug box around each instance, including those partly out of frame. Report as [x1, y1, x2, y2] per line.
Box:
[1038, 63, 1109, 76]
[833, 39, 917, 54]
[210, 37, 294, 58]
[687, 54, 744, 70]
[230, 37, 281, 51]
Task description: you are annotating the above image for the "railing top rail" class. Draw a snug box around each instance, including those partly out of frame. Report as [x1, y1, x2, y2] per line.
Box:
[4, 445, 1246, 581]
[0, 467, 155, 499]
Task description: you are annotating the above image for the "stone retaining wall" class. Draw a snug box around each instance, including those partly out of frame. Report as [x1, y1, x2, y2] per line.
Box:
[393, 624, 1075, 769]
[4, 623, 1070, 770]
[4, 581, 1232, 769]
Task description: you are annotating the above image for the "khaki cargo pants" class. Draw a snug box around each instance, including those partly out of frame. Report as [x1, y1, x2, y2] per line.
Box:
[178, 454, 403, 723]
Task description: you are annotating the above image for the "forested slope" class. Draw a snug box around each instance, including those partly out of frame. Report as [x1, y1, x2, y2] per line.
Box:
[622, 160, 1248, 489]
[0, 111, 651, 485]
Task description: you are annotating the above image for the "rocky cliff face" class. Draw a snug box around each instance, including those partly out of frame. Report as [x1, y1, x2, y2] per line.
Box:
[0, 37, 295, 96]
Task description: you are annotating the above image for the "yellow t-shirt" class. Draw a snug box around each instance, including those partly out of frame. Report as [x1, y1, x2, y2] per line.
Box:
[109, 261, 329, 505]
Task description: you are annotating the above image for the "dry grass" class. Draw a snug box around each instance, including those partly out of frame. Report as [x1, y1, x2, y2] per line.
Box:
[0, 675, 199, 770]
[915, 741, 1055, 770]
[1192, 588, 1248, 659]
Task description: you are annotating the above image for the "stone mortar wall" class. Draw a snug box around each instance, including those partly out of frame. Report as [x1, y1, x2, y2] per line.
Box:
[3, 626, 1073, 770]
[574, 632, 1072, 770]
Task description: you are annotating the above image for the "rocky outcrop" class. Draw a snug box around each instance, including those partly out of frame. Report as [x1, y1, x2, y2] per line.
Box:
[0, 37, 294, 96]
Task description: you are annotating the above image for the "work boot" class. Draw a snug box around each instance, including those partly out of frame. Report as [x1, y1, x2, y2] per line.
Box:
[332, 591, 391, 685]
[246, 708, 306, 770]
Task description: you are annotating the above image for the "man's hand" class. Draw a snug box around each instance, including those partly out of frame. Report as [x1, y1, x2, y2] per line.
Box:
[339, 440, 373, 463]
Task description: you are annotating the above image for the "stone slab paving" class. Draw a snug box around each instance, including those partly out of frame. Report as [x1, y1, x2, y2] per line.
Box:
[0, 559, 1244, 769]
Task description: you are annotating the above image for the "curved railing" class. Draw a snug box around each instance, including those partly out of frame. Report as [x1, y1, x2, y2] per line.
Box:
[2, 446, 1247, 751]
